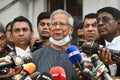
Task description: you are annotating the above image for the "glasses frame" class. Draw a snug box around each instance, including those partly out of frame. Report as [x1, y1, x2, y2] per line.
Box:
[97, 17, 116, 24]
[51, 22, 70, 28]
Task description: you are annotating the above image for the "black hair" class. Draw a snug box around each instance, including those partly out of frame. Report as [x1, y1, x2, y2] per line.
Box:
[76, 22, 84, 30]
[6, 21, 12, 32]
[84, 13, 97, 21]
[97, 7, 120, 20]
[0, 23, 5, 34]
[76, 22, 84, 38]
[11, 16, 33, 32]
[37, 12, 50, 26]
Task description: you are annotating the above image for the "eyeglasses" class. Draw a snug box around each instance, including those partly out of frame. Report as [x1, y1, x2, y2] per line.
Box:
[51, 22, 69, 28]
[39, 22, 50, 27]
[97, 17, 115, 24]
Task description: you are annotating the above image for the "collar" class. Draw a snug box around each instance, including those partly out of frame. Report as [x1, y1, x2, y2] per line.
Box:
[15, 46, 31, 57]
[105, 36, 120, 50]
[105, 36, 120, 46]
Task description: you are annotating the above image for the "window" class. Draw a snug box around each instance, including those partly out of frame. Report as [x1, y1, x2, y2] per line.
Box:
[47, 0, 83, 26]
[47, 0, 83, 41]
[47, 0, 82, 16]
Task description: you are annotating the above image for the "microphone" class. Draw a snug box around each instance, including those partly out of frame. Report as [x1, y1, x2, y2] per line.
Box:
[14, 53, 33, 75]
[0, 56, 23, 75]
[29, 71, 41, 80]
[66, 45, 83, 72]
[82, 68, 97, 80]
[5, 51, 16, 59]
[12, 62, 36, 80]
[50, 66, 66, 80]
[0, 51, 16, 74]
[91, 54, 113, 80]
[82, 42, 120, 62]
[0, 52, 33, 70]
[66, 45, 95, 80]
[21, 53, 33, 64]
[37, 72, 53, 80]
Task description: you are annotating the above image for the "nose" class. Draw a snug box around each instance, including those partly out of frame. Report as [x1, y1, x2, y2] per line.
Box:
[43, 25, 49, 30]
[88, 25, 93, 31]
[55, 24, 61, 29]
[98, 20, 103, 24]
[19, 30, 24, 35]
[97, 20, 104, 27]
[97, 19, 104, 25]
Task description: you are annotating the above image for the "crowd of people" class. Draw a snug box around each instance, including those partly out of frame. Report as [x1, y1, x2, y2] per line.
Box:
[0, 6, 120, 80]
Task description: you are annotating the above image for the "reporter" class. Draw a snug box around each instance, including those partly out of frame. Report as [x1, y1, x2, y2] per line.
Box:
[98, 48, 115, 65]
[74, 13, 98, 80]
[0, 57, 8, 63]
[73, 65, 82, 80]
[0, 23, 17, 79]
[0, 57, 15, 79]
[0, 68, 15, 78]
[0, 23, 12, 58]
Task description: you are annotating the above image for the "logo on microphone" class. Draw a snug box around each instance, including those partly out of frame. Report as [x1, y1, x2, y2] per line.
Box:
[93, 62, 107, 76]
[67, 50, 80, 58]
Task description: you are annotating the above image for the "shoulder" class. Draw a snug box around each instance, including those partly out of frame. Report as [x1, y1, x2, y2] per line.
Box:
[32, 45, 52, 56]
[32, 45, 52, 62]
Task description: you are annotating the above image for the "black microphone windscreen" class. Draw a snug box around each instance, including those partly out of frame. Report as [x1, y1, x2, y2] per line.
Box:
[8, 51, 16, 57]
[5, 51, 16, 60]
[82, 68, 97, 80]
[38, 72, 53, 80]
[82, 42, 99, 55]
[22, 53, 33, 63]
[30, 71, 41, 80]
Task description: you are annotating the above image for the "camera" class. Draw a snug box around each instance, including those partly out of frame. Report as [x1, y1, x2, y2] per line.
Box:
[33, 41, 45, 51]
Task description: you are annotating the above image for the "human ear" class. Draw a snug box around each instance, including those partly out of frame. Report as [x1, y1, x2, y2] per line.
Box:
[117, 19, 120, 31]
[69, 26, 74, 35]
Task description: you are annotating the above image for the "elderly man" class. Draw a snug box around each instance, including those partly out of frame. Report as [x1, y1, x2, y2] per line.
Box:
[33, 9, 79, 80]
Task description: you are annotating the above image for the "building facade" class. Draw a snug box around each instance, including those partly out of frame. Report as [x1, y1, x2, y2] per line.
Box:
[0, 0, 120, 37]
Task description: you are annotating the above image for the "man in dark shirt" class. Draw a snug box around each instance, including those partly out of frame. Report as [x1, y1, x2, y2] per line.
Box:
[30, 12, 51, 51]
[33, 9, 79, 80]
[0, 22, 15, 80]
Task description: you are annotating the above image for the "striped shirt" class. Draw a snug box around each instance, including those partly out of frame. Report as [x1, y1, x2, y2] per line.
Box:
[33, 45, 78, 80]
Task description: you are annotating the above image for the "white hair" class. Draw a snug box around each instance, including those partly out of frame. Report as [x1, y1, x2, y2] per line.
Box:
[50, 9, 74, 26]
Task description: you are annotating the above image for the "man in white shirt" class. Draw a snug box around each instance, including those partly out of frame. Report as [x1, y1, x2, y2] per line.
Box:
[11, 16, 34, 57]
[75, 7, 120, 79]
[10, 16, 34, 80]
[97, 7, 120, 76]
